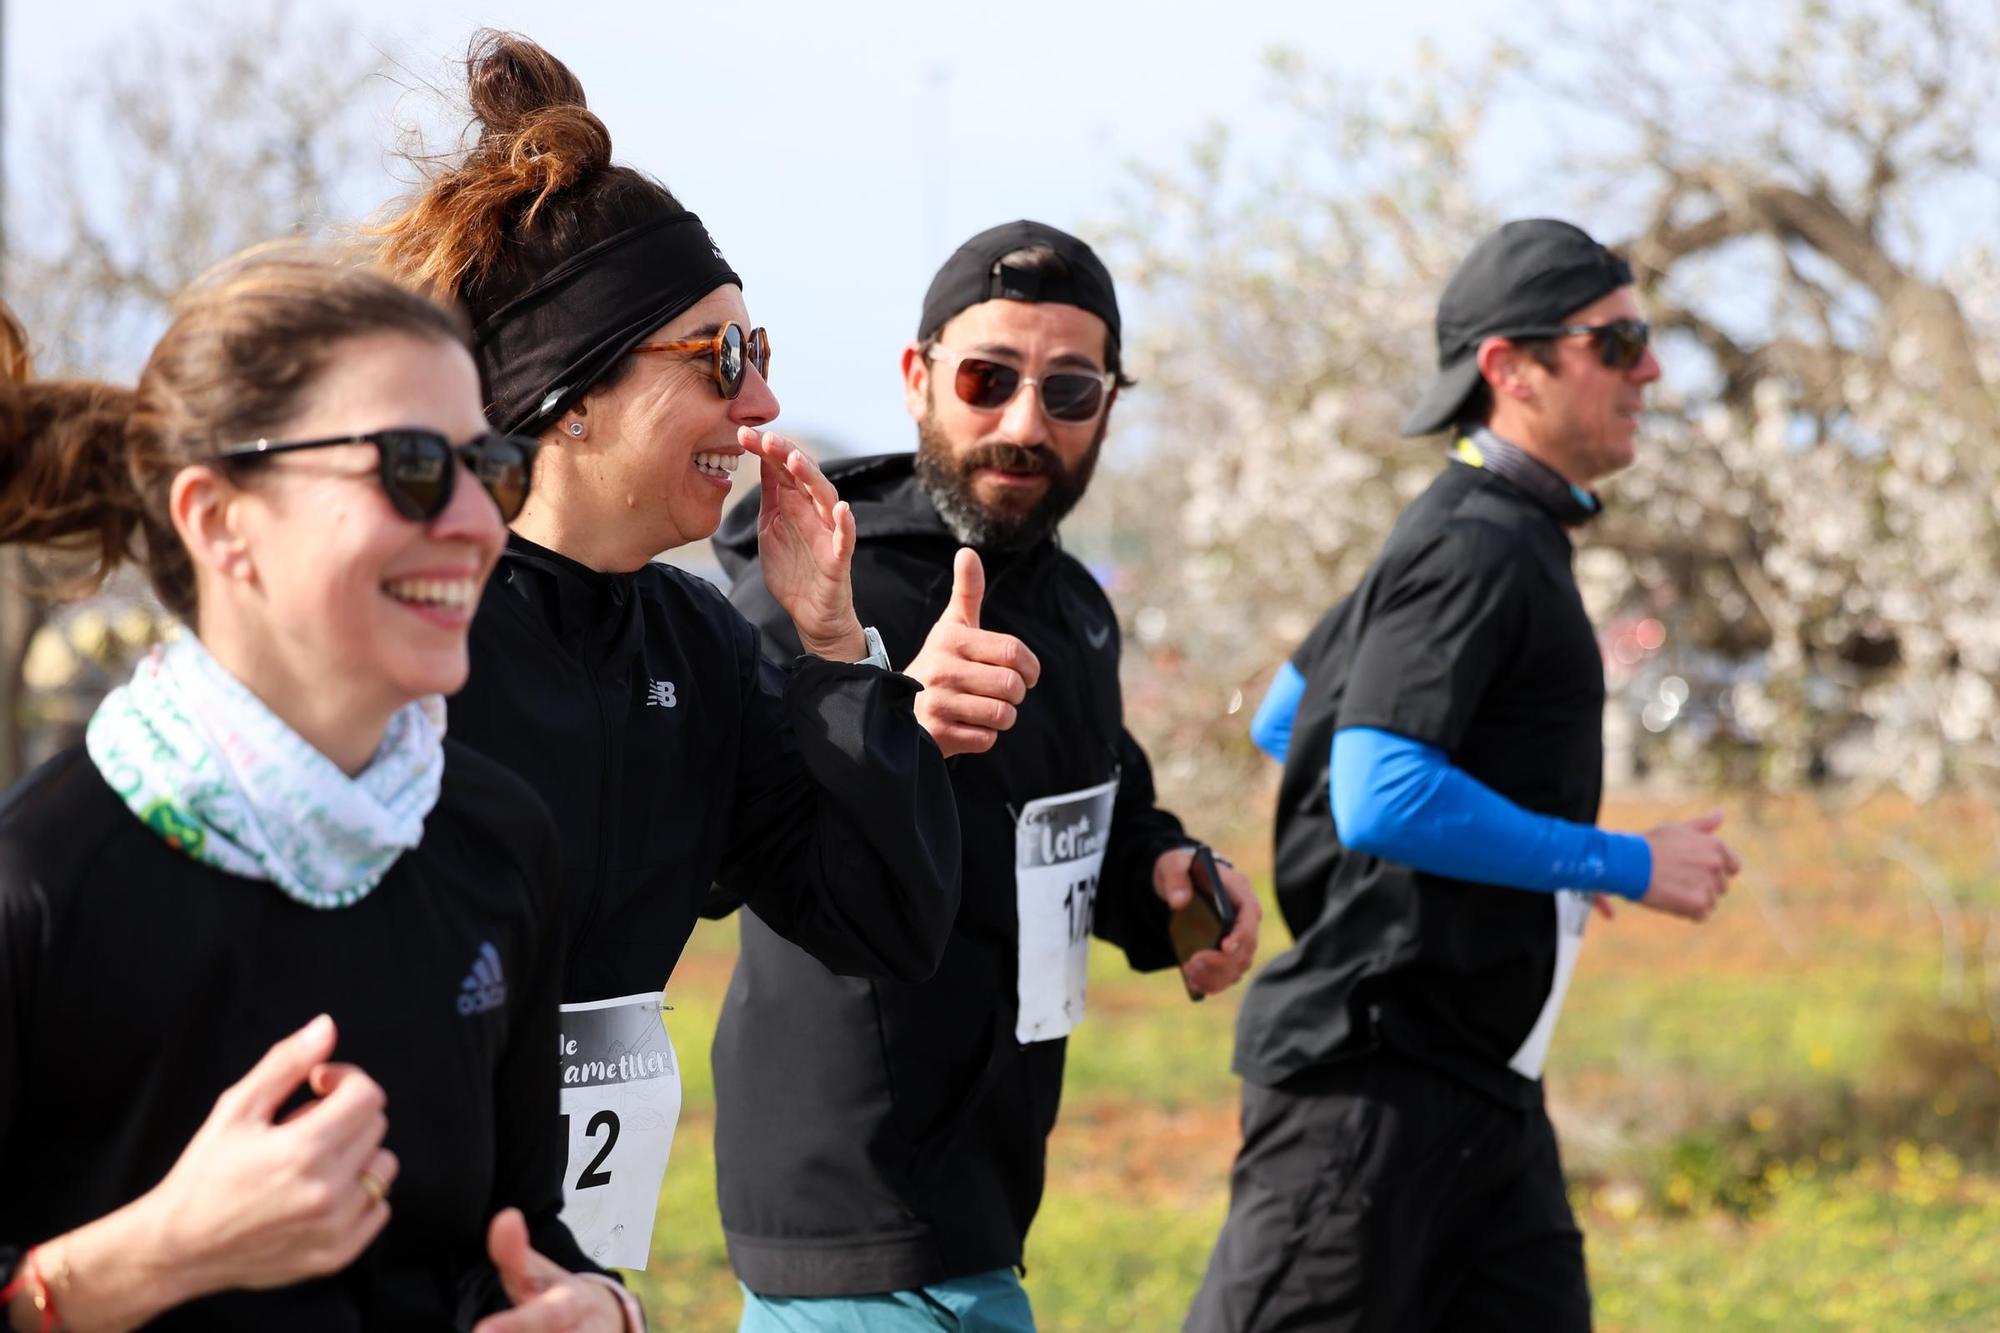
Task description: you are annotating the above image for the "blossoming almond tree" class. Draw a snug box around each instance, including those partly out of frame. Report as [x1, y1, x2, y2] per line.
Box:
[1099, 0, 2000, 823]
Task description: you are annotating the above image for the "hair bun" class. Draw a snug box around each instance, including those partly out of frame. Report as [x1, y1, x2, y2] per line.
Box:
[466, 30, 611, 178]
[374, 28, 680, 303]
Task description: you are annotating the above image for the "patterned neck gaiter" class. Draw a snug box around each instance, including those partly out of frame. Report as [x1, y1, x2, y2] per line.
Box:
[85, 633, 446, 910]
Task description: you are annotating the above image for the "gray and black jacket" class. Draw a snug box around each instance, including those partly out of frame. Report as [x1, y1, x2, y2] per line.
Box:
[709, 452, 1190, 1296]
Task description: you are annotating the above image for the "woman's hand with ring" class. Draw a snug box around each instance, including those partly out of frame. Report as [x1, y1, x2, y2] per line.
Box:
[136, 1015, 397, 1303]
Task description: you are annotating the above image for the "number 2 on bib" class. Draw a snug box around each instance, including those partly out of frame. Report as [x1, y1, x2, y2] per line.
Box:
[555, 991, 681, 1268]
[559, 1109, 621, 1190]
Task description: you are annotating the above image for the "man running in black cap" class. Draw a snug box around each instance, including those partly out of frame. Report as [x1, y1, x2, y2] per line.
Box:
[711, 219, 1263, 1331]
[1185, 218, 1741, 1332]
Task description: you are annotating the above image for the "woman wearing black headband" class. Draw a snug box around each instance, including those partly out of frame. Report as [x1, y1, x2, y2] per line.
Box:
[374, 31, 961, 1267]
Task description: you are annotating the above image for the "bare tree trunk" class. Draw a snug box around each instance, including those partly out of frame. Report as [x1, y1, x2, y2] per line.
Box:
[0, 553, 45, 786]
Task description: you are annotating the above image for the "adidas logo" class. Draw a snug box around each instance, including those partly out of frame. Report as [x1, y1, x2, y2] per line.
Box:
[457, 941, 507, 1016]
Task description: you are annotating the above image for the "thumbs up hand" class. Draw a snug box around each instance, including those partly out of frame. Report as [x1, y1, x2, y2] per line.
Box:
[905, 547, 1042, 757]
[943, 543, 987, 630]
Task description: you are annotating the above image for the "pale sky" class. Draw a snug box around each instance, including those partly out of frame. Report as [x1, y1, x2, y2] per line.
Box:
[10, 0, 1507, 451]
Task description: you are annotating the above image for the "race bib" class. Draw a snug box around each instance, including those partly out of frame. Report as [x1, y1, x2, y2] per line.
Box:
[556, 990, 681, 1269]
[1015, 777, 1119, 1044]
[1507, 890, 1591, 1080]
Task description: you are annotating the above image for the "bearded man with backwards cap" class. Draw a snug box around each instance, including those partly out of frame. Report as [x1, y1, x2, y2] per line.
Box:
[710, 219, 1264, 1331]
[1183, 219, 1743, 1332]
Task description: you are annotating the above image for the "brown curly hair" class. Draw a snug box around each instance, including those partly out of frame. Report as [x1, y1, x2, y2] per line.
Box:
[373, 29, 686, 331]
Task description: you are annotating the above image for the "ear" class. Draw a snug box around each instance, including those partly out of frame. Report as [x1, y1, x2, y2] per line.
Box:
[1475, 336, 1537, 406]
[168, 464, 255, 586]
[900, 343, 931, 423]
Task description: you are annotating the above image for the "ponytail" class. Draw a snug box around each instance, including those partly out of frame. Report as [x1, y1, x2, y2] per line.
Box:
[0, 309, 143, 596]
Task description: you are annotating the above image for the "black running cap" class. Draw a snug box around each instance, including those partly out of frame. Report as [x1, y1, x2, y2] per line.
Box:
[1401, 218, 1633, 437]
[917, 219, 1121, 345]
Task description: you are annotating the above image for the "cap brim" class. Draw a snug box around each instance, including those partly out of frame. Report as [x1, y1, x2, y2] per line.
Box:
[1400, 354, 1483, 437]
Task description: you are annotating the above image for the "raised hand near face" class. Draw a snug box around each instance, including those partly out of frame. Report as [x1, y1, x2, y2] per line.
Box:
[742, 427, 866, 662]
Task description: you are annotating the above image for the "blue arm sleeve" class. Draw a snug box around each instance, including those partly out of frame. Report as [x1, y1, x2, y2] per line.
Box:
[1250, 661, 1307, 763]
[1330, 726, 1652, 899]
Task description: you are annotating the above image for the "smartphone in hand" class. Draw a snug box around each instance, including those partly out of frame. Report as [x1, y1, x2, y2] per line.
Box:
[1168, 845, 1236, 1001]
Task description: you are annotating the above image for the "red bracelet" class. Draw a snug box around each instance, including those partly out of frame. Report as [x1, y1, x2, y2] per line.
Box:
[0, 1248, 62, 1333]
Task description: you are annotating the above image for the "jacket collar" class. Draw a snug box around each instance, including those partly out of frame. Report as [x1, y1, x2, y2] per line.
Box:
[1451, 426, 1603, 528]
[498, 531, 640, 647]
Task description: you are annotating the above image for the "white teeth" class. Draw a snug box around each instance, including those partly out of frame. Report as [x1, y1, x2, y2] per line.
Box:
[384, 577, 478, 611]
[692, 451, 740, 477]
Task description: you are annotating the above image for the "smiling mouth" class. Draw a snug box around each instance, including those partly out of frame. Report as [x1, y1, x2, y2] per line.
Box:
[693, 451, 741, 480]
[383, 577, 480, 612]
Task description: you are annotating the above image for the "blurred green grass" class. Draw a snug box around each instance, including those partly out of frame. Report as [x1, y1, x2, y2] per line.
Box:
[619, 795, 2000, 1330]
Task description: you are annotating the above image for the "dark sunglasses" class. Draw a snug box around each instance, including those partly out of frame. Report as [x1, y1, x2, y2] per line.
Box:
[633, 321, 772, 399]
[216, 429, 540, 523]
[1515, 318, 1652, 371]
[926, 348, 1116, 424]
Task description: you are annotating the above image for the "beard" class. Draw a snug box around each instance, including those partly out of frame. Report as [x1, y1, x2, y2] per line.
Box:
[912, 410, 1105, 554]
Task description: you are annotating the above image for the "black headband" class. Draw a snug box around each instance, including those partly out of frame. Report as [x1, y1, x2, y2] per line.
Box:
[474, 211, 741, 434]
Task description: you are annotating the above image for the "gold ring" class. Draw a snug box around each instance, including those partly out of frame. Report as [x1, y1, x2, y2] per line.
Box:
[359, 1169, 389, 1203]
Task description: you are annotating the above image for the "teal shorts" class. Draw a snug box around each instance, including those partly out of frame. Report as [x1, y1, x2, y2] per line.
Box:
[737, 1269, 1036, 1332]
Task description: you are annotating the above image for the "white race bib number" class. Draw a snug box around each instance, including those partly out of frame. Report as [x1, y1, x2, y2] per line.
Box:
[556, 990, 680, 1269]
[1015, 777, 1119, 1044]
[1507, 891, 1590, 1080]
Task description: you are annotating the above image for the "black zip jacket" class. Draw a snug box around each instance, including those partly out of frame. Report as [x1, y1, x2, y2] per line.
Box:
[709, 453, 1192, 1295]
[0, 743, 592, 1329]
[446, 532, 961, 1004]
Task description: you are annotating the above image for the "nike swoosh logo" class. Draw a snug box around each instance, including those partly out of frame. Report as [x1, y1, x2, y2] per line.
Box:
[1085, 623, 1111, 650]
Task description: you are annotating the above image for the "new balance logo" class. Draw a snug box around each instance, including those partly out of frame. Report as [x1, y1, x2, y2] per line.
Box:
[646, 679, 677, 708]
[457, 942, 507, 1016]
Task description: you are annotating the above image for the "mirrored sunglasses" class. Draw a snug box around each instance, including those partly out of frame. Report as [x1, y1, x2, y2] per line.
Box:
[633, 322, 773, 399]
[926, 348, 1116, 423]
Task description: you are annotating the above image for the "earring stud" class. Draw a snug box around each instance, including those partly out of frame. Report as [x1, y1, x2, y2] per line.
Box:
[567, 421, 585, 437]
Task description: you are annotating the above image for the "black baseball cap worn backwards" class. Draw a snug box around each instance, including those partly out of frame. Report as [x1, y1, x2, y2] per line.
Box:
[1401, 218, 1633, 437]
[918, 219, 1122, 346]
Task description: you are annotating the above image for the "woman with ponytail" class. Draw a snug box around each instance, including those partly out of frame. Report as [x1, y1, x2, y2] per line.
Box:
[0, 257, 638, 1331]
[373, 31, 964, 1266]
